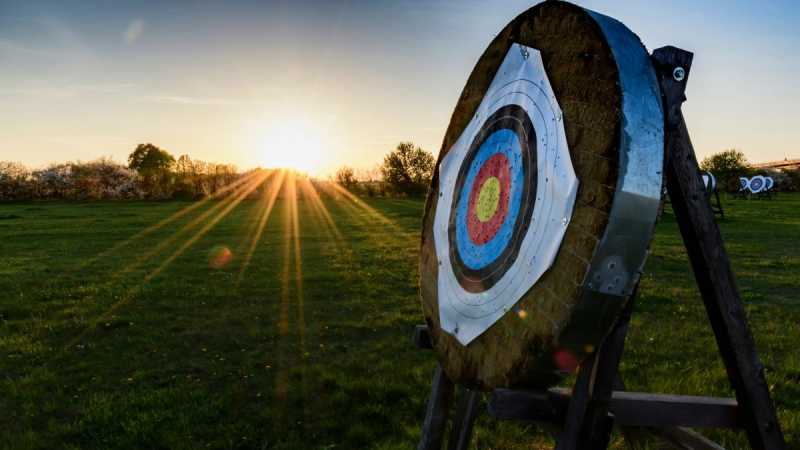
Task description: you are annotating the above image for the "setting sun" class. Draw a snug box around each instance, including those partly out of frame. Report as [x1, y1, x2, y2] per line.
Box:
[257, 118, 325, 174]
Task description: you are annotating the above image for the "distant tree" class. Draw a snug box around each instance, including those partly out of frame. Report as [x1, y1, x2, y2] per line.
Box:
[175, 154, 193, 177]
[191, 159, 209, 196]
[127, 143, 175, 198]
[381, 142, 435, 196]
[128, 143, 175, 175]
[700, 149, 752, 192]
[0, 161, 32, 201]
[208, 163, 238, 195]
[172, 154, 195, 199]
[336, 166, 356, 189]
[784, 169, 800, 192]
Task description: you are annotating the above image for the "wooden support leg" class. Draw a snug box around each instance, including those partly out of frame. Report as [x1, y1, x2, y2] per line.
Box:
[447, 388, 481, 450]
[555, 296, 636, 450]
[582, 298, 636, 448]
[653, 46, 786, 450]
[555, 349, 597, 450]
[714, 190, 724, 219]
[418, 366, 455, 450]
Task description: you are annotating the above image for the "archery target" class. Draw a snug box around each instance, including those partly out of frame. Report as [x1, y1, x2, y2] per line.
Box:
[765, 176, 774, 191]
[702, 171, 716, 192]
[749, 175, 765, 193]
[433, 44, 578, 345]
[740, 177, 750, 191]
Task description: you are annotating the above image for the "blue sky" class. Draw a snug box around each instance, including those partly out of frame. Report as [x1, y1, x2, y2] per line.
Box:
[1, 0, 798, 174]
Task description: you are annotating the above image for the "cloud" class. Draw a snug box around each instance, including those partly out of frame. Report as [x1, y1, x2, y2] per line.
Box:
[0, 83, 135, 99]
[142, 95, 263, 106]
[124, 19, 145, 44]
[0, 38, 56, 57]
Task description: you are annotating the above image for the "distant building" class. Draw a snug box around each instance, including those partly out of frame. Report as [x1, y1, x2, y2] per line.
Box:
[752, 158, 800, 171]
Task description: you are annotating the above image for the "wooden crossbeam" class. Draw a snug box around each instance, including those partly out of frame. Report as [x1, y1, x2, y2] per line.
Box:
[489, 388, 741, 429]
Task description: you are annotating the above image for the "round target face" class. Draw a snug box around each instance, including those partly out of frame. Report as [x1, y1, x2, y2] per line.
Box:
[448, 104, 537, 293]
[749, 175, 765, 193]
[702, 171, 716, 192]
[740, 177, 750, 190]
[765, 176, 774, 191]
[432, 44, 578, 345]
[420, 1, 665, 389]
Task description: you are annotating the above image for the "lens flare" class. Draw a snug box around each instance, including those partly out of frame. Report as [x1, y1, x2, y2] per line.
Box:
[553, 348, 579, 373]
[208, 245, 233, 269]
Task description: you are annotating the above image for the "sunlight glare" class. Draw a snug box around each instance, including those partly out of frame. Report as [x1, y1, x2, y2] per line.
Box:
[258, 117, 325, 174]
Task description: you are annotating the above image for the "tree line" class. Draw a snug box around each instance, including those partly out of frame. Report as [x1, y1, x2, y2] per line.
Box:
[0, 141, 437, 201]
[699, 149, 800, 192]
[0, 144, 240, 201]
[336, 142, 435, 197]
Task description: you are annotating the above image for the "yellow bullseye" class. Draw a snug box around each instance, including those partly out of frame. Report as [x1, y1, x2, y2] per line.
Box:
[475, 177, 501, 222]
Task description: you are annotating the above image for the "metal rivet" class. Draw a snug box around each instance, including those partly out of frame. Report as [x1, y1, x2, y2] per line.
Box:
[673, 67, 686, 82]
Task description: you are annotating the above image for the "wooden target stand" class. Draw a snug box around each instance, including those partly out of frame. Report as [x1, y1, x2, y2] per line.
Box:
[414, 47, 787, 450]
[708, 184, 725, 219]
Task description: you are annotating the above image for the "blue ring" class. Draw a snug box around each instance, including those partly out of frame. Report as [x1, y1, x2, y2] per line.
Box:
[455, 129, 524, 270]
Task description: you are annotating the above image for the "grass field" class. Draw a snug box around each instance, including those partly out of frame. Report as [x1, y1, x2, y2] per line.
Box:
[1, 182, 798, 449]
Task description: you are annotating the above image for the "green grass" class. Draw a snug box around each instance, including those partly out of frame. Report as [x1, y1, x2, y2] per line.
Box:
[0, 192, 798, 449]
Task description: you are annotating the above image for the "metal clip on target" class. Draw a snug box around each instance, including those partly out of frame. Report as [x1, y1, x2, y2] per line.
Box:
[415, 2, 787, 449]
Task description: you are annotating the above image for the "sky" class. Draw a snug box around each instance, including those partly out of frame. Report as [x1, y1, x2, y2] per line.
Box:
[1, 0, 799, 176]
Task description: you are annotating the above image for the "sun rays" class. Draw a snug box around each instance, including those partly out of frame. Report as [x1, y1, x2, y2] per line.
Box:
[236, 169, 287, 284]
[57, 170, 408, 362]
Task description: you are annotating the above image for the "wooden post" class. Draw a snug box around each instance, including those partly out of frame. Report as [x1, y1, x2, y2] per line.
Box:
[447, 388, 481, 450]
[418, 366, 455, 450]
[556, 298, 636, 450]
[555, 351, 598, 450]
[653, 45, 787, 450]
[582, 298, 636, 448]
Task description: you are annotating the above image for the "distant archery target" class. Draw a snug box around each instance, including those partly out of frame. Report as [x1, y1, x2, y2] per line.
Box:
[740, 177, 750, 191]
[702, 171, 716, 192]
[431, 44, 578, 344]
[749, 175, 765, 193]
[765, 176, 774, 191]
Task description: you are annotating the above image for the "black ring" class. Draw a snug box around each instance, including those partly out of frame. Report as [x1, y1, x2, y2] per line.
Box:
[448, 104, 538, 293]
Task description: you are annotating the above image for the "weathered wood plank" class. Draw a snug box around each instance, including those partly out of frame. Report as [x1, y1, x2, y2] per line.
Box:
[656, 427, 728, 450]
[554, 352, 598, 450]
[652, 45, 787, 450]
[447, 389, 481, 450]
[489, 388, 741, 429]
[608, 391, 739, 428]
[581, 298, 636, 448]
[418, 366, 455, 450]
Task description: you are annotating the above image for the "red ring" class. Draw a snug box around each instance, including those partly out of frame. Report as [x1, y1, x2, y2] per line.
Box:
[466, 153, 510, 245]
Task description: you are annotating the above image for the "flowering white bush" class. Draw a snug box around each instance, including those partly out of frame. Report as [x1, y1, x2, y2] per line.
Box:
[0, 159, 145, 201]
